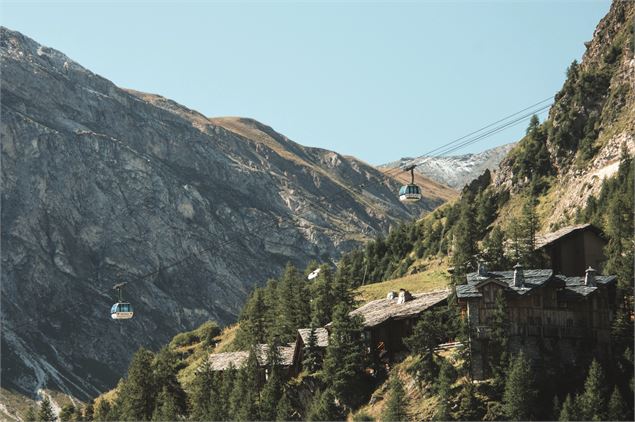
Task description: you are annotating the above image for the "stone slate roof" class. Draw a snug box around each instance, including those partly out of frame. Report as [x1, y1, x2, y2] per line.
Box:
[535, 223, 603, 249]
[208, 351, 249, 371]
[559, 275, 617, 300]
[456, 269, 616, 300]
[207, 343, 296, 371]
[297, 327, 329, 348]
[348, 289, 450, 328]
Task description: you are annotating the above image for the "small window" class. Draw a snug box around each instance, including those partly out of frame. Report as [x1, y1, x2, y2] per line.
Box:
[533, 295, 541, 307]
[535, 317, 542, 326]
[566, 319, 574, 328]
[528, 317, 534, 326]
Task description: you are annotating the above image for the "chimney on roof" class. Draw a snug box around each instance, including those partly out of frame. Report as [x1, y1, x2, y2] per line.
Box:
[477, 260, 488, 277]
[585, 267, 596, 287]
[513, 263, 524, 288]
[397, 289, 412, 304]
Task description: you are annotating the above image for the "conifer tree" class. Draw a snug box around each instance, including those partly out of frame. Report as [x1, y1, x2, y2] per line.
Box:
[451, 196, 477, 279]
[578, 359, 607, 421]
[38, 397, 56, 422]
[275, 263, 311, 341]
[503, 352, 535, 421]
[263, 277, 280, 335]
[382, 374, 408, 422]
[489, 290, 509, 388]
[475, 185, 499, 237]
[236, 287, 269, 346]
[260, 339, 284, 421]
[306, 388, 342, 422]
[58, 404, 75, 422]
[118, 347, 157, 421]
[310, 265, 335, 327]
[217, 367, 236, 421]
[322, 303, 366, 409]
[230, 349, 260, 421]
[481, 226, 508, 271]
[332, 270, 355, 311]
[559, 394, 577, 422]
[435, 360, 454, 421]
[25, 406, 37, 422]
[205, 373, 225, 421]
[404, 309, 446, 382]
[608, 386, 628, 421]
[456, 382, 481, 421]
[303, 324, 321, 372]
[552, 396, 561, 421]
[276, 390, 294, 421]
[153, 347, 187, 417]
[151, 386, 178, 422]
[189, 360, 214, 421]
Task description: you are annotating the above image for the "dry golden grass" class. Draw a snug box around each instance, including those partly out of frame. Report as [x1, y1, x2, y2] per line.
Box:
[214, 323, 240, 353]
[355, 266, 450, 304]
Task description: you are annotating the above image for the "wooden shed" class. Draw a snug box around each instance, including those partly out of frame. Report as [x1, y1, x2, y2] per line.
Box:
[535, 223, 606, 276]
[348, 289, 450, 360]
[291, 327, 329, 374]
[207, 343, 297, 379]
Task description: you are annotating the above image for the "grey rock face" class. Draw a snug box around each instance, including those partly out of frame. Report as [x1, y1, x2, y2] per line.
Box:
[381, 143, 515, 190]
[0, 27, 446, 400]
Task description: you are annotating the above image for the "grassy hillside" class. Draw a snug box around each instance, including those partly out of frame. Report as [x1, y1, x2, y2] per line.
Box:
[355, 259, 450, 303]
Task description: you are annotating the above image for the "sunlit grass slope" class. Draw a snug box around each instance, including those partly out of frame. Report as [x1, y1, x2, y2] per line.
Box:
[355, 263, 450, 303]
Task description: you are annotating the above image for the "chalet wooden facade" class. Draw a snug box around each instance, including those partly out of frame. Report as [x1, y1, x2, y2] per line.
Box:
[456, 264, 617, 380]
[535, 223, 606, 276]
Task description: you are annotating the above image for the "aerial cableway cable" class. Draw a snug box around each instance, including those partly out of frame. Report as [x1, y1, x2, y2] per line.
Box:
[4, 96, 555, 330]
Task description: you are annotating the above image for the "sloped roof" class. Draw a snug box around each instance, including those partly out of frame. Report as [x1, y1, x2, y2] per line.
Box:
[208, 351, 249, 371]
[207, 343, 296, 370]
[559, 275, 617, 300]
[535, 223, 604, 249]
[349, 289, 450, 328]
[297, 327, 329, 348]
[459, 269, 553, 298]
[456, 268, 616, 299]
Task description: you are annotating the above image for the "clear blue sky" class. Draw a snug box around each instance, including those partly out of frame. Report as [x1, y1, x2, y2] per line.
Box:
[1, 1, 610, 165]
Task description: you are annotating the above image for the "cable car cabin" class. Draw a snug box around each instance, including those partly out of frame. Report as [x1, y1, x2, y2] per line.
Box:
[399, 184, 422, 203]
[111, 302, 134, 320]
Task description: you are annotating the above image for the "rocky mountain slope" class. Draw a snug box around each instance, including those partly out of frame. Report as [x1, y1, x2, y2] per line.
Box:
[0, 27, 452, 403]
[380, 143, 515, 190]
[494, 0, 634, 231]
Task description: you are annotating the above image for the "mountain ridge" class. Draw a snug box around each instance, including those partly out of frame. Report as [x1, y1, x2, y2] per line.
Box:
[0, 26, 452, 404]
[380, 143, 516, 190]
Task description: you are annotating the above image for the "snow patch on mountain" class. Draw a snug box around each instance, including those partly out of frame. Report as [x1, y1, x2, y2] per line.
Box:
[380, 143, 515, 190]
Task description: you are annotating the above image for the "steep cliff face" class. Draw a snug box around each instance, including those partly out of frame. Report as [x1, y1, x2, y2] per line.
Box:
[494, 1, 634, 229]
[0, 28, 450, 401]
